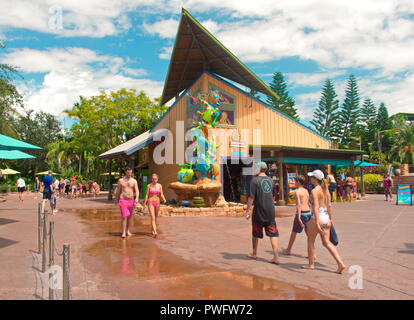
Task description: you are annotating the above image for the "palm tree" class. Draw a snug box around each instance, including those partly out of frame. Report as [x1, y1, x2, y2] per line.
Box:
[389, 123, 414, 164]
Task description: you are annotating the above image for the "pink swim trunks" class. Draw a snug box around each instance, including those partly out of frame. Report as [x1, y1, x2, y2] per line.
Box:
[119, 198, 135, 217]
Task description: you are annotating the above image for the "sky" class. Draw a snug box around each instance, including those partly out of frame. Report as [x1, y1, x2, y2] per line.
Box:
[0, 0, 413, 128]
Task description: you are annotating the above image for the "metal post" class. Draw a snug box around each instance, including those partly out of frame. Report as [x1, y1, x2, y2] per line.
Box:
[360, 155, 365, 198]
[41, 210, 48, 273]
[48, 221, 54, 300]
[62, 243, 70, 300]
[38, 203, 42, 254]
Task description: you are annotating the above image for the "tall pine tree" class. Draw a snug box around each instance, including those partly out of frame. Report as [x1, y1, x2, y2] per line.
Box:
[359, 98, 377, 150]
[266, 72, 300, 120]
[338, 75, 360, 145]
[310, 79, 340, 138]
[377, 102, 391, 131]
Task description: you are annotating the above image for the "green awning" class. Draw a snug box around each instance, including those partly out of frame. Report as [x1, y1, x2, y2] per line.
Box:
[283, 157, 353, 166]
[0, 134, 42, 150]
[0, 150, 36, 159]
[337, 160, 381, 167]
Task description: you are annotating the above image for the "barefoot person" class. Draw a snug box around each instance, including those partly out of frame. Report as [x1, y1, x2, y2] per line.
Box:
[115, 167, 139, 238]
[245, 162, 280, 265]
[282, 175, 312, 256]
[143, 173, 166, 238]
[16, 176, 26, 202]
[304, 170, 346, 274]
[41, 171, 54, 214]
[344, 174, 353, 202]
[383, 173, 393, 202]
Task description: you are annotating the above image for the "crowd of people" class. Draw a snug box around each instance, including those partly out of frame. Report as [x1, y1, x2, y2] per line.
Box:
[246, 163, 346, 273]
[12, 164, 395, 274]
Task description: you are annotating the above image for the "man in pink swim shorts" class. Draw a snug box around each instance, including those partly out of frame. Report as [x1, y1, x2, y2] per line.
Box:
[115, 167, 139, 238]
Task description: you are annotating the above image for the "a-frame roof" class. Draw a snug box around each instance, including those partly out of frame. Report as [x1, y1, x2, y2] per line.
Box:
[161, 8, 279, 105]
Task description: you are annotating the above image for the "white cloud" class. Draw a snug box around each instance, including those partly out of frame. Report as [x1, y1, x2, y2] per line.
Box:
[158, 46, 173, 60]
[1, 47, 163, 114]
[286, 71, 346, 88]
[143, 18, 179, 38]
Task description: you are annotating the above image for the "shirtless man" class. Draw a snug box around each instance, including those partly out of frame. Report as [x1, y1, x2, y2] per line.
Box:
[115, 167, 139, 238]
[282, 175, 312, 255]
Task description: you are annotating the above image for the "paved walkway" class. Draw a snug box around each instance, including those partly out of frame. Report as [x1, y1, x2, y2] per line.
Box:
[0, 192, 413, 299]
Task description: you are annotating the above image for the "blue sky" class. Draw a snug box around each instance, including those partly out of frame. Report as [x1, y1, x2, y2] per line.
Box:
[1, 0, 413, 128]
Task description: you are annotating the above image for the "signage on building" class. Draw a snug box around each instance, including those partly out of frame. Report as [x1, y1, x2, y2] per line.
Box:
[230, 131, 246, 157]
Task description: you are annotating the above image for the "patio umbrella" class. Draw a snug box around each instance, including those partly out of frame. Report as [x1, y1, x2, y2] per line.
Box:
[337, 160, 381, 167]
[100, 172, 120, 176]
[0, 134, 42, 150]
[0, 149, 36, 159]
[35, 171, 60, 175]
[0, 168, 21, 175]
[354, 161, 381, 167]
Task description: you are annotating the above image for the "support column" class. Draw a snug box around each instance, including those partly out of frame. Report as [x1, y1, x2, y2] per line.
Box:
[277, 158, 285, 205]
[108, 158, 113, 200]
[360, 154, 365, 197]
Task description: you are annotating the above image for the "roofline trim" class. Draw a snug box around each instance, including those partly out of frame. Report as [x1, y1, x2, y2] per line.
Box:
[182, 8, 279, 101]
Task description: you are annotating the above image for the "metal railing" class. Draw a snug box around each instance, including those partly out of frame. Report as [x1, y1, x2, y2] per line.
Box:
[37, 203, 72, 300]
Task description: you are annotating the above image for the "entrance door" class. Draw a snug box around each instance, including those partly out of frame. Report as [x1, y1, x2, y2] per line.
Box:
[222, 159, 251, 202]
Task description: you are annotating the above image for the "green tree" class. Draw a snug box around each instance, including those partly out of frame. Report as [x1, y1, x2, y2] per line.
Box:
[338, 75, 360, 145]
[0, 43, 23, 137]
[377, 102, 391, 131]
[266, 72, 300, 120]
[11, 109, 62, 176]
[61, 88, 167, 178]
[359, 98, 377, 150]
[310, 79, 340, 138]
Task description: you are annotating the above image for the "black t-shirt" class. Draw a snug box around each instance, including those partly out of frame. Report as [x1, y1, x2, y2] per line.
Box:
[250, 175, 275, 225]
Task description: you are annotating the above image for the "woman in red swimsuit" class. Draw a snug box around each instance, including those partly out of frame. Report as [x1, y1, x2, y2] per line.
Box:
[144, 174, 166, 238]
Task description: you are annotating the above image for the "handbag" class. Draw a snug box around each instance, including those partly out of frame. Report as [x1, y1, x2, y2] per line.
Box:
[330, 224, 339, 246]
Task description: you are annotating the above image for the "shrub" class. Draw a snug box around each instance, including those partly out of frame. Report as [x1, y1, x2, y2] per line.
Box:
[356, 173, 384, 193]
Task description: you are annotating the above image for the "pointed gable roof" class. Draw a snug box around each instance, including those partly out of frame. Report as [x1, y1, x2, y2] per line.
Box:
[161, 8, 279, 105]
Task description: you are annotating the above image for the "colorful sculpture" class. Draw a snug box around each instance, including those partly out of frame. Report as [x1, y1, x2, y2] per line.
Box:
[177, 164, 194, 183]
[181, 88, 223, 180]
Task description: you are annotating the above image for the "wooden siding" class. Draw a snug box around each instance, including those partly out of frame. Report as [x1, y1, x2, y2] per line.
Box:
[149, 72, 330, 199]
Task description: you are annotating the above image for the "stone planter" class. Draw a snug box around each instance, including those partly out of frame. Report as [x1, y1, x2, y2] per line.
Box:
[400, 164, 409, 176]
[394, 168, 401, 176]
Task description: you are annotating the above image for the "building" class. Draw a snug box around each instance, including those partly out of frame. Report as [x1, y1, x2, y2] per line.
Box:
[99, 9, 364, 204]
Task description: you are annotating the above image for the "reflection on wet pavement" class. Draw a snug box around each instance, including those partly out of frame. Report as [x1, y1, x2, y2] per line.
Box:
[69, 208, 328, 300]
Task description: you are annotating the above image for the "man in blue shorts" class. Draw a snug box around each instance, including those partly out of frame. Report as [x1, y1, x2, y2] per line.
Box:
[41, 171, 54, 214]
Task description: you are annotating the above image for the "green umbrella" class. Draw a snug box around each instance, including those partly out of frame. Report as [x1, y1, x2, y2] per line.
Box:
[0, 149, 36, 159]
[0, 134, 42, 150]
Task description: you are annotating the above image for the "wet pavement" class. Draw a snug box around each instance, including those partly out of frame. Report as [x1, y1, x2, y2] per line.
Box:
[1, 192, 413, 299]
[73, 207, 328, 299]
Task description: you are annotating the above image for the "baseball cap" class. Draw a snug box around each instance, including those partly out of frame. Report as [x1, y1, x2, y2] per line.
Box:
[307, 169, 325, 180]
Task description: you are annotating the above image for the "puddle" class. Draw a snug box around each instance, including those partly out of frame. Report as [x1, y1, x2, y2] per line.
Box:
[69, 207, 328, 300]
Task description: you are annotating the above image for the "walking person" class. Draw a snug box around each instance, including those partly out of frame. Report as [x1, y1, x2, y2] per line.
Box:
[143, 173, 166, 238]
[245, 162, 280, 265]
[70, 176, 78, 199]
[50, 178, 58, 214]
[64, 178, 70, 198]
[282, 175, 312, 256]
[383, 173, 393, 202]
[16, 176, 26, 202]
[114, 167, 139, 238]
[303, 170, 346, 274]
[327, 173, 337, 202]
[35, 177, 40, 193]
[344, 174, 354, 202]
[41, 171, 54, 214]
